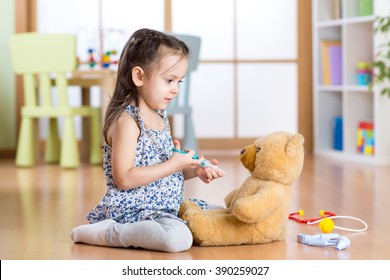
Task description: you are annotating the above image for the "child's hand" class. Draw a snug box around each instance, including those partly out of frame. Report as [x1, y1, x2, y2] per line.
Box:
[196, 157, 224, 183]
[170, 140, 202, 169]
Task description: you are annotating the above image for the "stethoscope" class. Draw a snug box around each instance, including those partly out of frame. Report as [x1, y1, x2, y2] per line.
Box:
[289, 210, 368, 233]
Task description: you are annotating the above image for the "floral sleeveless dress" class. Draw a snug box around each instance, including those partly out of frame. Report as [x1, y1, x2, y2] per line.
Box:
[86, 105, 187, 224]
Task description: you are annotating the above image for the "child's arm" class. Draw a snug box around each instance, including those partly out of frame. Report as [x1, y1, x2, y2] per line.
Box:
[107, 113, 202, 190]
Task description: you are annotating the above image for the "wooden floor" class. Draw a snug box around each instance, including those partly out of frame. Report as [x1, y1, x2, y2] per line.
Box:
[1, 152, 390, 260]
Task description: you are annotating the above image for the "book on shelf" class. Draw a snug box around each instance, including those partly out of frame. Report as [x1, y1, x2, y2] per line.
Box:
[320, 40, 342, 85]
[358, 0, 373, 16]
[328, 44, 342, 85]
[333, 116, 343, 151]
[331, 0, 342, 19]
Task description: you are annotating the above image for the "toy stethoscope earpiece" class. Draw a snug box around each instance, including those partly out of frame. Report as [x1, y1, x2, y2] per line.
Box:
[308, 215, 368, 233]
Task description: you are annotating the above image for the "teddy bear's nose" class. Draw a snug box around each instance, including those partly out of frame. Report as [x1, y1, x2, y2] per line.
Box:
[240, 148, 246, 155]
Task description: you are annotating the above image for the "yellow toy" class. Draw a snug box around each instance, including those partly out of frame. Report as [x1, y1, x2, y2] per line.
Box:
[179, 131, 305, 246]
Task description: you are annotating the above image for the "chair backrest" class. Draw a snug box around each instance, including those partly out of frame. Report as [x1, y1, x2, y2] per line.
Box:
[176, 34, 201, 73]
[168, 34, 201, 110]
[10, 33, 76, 108]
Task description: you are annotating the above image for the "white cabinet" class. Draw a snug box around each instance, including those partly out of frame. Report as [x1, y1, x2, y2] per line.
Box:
[313, 0, 390, 165]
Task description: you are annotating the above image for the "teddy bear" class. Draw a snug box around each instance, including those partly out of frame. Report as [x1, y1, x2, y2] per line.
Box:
[179, 131, 305, 246]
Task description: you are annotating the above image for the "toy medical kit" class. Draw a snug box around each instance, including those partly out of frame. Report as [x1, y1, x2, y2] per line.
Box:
[171, 148, 227, 174]
[289, 209, 368, 233]
[297, 233, 350, 250]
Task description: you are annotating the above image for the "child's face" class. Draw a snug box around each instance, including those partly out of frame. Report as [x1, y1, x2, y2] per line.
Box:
[141, 54, 188, 110]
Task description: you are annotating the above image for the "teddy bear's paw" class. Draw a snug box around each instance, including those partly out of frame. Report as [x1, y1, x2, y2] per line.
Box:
[178, 204, 186, 218]
[179, 200, 202, 218]
[181, 208, 204, 222]
[185, 214, 215, 244]
[231, 199, 260, 223]
[182, 200, 202, 211]
[182, 209, 208, 228]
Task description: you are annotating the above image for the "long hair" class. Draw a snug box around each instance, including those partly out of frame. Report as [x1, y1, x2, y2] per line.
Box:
[102, 28, 189, 143]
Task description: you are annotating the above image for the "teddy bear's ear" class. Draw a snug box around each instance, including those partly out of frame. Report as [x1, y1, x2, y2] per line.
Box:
[285, 134, 304, 158]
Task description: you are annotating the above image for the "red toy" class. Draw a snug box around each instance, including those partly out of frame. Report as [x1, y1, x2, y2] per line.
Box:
[88, 48, 96, 68]
[289, 209, 336, 224]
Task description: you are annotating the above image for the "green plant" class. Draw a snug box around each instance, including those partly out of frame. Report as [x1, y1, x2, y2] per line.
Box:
[371, 15, 390, 97]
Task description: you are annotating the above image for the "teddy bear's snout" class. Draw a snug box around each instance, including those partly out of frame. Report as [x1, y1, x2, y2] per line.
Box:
[240, 144, 257, 172]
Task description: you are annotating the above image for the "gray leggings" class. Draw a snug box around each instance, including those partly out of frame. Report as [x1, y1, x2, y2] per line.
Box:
[106, 218, 193, 252]
[71, 217, 193, 253]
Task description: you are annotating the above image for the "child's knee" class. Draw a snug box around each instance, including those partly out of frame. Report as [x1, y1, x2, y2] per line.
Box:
[161, 234, 192, 252]
[163, 231, 193, 252]
[157, 219, 193, 252]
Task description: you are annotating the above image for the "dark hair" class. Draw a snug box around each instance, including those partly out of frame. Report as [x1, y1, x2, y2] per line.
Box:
[102, 28, 189, 143]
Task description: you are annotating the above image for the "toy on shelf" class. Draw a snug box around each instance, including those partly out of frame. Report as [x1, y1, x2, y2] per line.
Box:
[356, 61, 372, 85]
[76, 56, 80, 68]
[88, 48, 96, 69]
[101, 50, 117, 68]
[356, 120, 374, 155]
[77, 26, 124, 69]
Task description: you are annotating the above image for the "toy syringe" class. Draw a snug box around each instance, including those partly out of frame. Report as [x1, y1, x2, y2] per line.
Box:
[172, 148, 227, 174]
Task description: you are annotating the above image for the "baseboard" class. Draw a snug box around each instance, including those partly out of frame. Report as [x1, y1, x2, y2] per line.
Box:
[198, 138, 256, 150]
[0, 148, 16, 159]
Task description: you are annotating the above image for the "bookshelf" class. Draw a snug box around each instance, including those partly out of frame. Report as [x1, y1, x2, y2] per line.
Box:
[312, 0, 390, 165]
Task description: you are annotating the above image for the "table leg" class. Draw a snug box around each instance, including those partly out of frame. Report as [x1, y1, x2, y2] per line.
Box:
[81, 87, 90, 163]
[100, 71, 116, 122]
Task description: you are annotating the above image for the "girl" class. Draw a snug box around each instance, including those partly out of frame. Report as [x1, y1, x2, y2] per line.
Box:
[71, 28, 223, 252]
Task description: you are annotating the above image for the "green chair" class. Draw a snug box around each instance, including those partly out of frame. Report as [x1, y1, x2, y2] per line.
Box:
[10, 32, 102, 168]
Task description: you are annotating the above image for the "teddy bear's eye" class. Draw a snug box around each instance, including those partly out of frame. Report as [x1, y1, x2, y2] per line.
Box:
[256, 147, 261, 153]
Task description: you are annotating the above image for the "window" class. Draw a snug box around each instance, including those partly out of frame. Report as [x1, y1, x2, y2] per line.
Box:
[36, 0, 299, 140]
